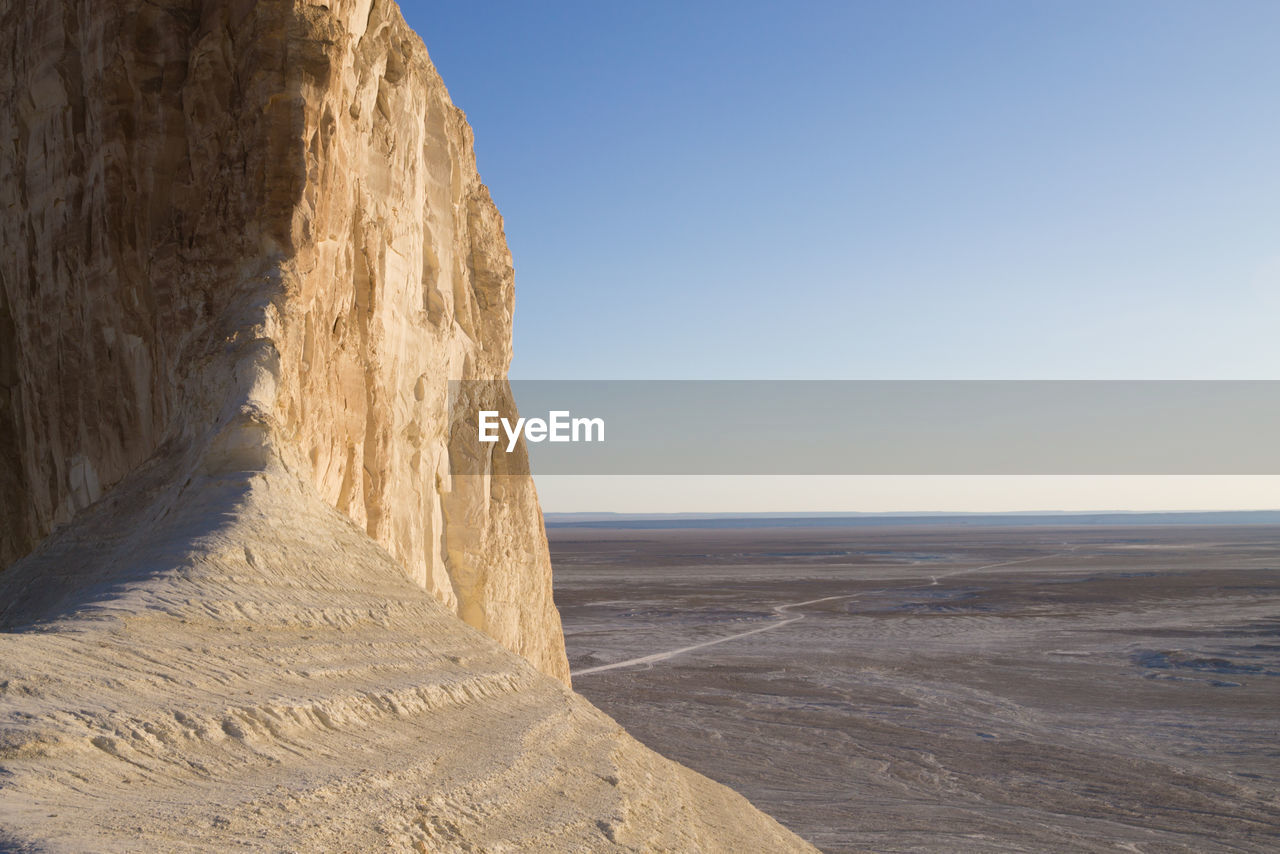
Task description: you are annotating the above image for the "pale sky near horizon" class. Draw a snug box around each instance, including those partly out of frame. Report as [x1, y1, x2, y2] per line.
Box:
[399, 1, 1279, 513]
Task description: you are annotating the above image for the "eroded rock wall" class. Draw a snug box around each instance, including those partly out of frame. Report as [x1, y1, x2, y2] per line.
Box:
[0, 0, 568, 682]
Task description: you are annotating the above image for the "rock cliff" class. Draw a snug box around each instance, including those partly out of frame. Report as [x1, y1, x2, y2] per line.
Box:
[0, 0, 566, 681]
[0, 0, 819, 849]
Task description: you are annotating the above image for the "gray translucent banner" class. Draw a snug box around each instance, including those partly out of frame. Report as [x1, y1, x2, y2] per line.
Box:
[445, 381, 1280, 475]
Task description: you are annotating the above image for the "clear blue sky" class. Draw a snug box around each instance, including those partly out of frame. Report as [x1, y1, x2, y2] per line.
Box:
[401, 0, 1278, 381]
[398, 2, 1279, 511]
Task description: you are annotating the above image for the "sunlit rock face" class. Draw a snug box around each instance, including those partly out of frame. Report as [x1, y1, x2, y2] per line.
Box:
[0, 0, 567, 682]
[0, 5, 821, 848]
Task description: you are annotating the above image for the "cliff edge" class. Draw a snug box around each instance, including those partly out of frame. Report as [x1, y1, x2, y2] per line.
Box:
[0, 1, 818, 850]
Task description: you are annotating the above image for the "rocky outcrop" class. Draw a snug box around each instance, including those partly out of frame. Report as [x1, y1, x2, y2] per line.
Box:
[0, 0, 566, 681]
[0, 1, 820, 849]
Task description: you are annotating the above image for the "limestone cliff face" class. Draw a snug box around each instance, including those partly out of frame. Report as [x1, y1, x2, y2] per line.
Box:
[0, 4, 821, 848]
[0, 0, 567, 681]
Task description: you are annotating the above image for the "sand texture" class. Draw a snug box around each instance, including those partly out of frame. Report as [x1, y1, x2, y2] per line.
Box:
[0, 460, 812, 851]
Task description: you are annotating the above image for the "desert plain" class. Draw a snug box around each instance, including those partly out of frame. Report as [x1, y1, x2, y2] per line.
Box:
[552, 523, 1280, 853]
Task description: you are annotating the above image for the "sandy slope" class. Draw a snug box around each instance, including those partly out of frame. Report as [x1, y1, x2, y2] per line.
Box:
[0, 458, 815, 852]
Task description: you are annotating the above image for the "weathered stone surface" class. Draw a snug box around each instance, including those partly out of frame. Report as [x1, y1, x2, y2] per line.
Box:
[0, 1, 819, 849]
[0, 0, 567, 682]
[0, 453, 815, 851]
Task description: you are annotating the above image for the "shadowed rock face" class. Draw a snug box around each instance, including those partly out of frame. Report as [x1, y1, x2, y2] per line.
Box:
[0, 0, 566, 682]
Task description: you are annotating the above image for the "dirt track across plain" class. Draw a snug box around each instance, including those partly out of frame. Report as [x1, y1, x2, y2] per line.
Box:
[554, 524, 1280, 853]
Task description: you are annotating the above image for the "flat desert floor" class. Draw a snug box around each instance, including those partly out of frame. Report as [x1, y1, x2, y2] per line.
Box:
[551, 524, 1280, 853]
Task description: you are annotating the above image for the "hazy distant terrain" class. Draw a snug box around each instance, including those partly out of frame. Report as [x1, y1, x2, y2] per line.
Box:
[553, 524, 1280, 852]
[545, 510, 1280, 528]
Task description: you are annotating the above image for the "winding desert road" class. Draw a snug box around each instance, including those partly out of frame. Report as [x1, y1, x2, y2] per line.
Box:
[571, 554, 1058, 677]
